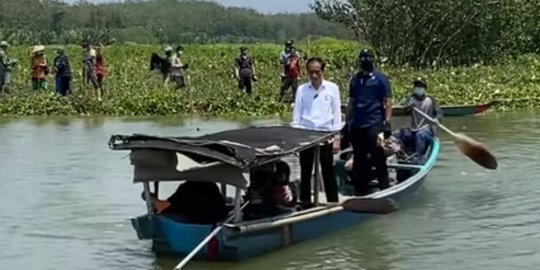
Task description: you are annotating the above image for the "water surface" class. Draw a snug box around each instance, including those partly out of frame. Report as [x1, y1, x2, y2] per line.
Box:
[0, 112, 538, 270]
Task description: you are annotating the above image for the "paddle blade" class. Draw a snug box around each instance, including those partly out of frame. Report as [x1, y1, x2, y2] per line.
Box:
[454, 133, 498, 170]
[342, 198, 398, 214]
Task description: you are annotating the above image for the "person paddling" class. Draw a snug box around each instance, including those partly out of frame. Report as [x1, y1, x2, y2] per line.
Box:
[346, 49, 392, 196]
[401, 77, 443, 160]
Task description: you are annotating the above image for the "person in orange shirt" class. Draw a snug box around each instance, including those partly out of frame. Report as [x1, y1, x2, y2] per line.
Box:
[30, 45, 49, 91]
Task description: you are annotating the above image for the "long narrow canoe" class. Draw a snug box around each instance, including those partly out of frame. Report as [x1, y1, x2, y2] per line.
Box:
[110, 126, 440, 262]
[342, 101, 497, 117]
[393, 101, 497, 116]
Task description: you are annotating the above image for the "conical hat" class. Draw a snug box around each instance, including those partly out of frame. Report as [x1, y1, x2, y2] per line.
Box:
[32, 45, 45, 54]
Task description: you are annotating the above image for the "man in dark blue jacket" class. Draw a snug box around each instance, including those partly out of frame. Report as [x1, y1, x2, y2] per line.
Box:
[345, 49, 393, 195]
[53, 47, 72, 96]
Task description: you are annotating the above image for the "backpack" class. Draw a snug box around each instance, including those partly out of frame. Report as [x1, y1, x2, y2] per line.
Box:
[237, 56, 252, 70]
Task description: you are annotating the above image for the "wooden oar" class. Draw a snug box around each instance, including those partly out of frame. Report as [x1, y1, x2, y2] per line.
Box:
[173, 201, 250, 270]
[341, 198, 398, 214]
[412, 107, 498, 170]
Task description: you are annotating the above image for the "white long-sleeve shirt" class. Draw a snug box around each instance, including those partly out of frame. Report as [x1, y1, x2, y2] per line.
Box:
[291, 80, 342, 132]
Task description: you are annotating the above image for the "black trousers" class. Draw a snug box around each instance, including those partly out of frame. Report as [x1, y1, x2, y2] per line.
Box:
[238, 75, 252, 94]
[58, 76, 71, 96]
[299, 144, 338, 203]
[350, 123, 390, 194]
[279, 76, 299, 103]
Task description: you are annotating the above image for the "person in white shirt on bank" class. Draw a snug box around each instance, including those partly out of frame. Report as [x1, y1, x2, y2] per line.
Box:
[291, 57, 342, 204]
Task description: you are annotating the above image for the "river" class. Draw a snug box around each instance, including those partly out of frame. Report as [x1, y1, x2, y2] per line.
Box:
[0, 111, 538, 270]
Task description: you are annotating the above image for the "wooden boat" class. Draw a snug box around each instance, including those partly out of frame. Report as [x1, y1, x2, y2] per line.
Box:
[342, 101, 496, 117]
[393, 101, 497, 116]
[108, 126, 440, 262]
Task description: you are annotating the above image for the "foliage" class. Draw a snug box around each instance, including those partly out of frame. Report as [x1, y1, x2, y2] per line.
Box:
[312, 0, 540, 67]
[0, 0, 352, 45]
[0, 41, 539, 116]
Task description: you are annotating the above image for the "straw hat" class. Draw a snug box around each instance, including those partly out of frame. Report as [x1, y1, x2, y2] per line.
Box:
[0, 41, 9, 48]
[32, 45, 46, 54]
[164, 46, 172, 52]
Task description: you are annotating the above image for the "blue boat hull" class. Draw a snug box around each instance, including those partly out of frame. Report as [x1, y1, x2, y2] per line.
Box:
[393, 102, 496, 116]
[132, 139, 440, 261]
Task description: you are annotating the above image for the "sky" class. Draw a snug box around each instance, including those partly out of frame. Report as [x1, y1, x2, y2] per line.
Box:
[63, 0, 315, 14]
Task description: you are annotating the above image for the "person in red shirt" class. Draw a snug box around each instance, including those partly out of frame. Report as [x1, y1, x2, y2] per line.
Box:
[95, 45, 106, 92]
[279, 47, 302, 104]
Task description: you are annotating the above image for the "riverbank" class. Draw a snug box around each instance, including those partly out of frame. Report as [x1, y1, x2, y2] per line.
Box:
[1, 41, 539, 116]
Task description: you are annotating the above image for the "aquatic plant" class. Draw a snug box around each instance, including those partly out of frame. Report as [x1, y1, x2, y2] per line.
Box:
[0, 41, 538, 116]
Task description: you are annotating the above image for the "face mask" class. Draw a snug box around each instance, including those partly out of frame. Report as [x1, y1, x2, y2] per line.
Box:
[360, 60, 374, 72]
[413, 87, 426, 96]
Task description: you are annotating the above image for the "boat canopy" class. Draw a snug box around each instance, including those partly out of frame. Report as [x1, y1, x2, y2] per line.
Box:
[108, 126, 337, 188]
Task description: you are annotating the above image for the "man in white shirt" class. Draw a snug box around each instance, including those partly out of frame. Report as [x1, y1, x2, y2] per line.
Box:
[291, 57, 342, 203]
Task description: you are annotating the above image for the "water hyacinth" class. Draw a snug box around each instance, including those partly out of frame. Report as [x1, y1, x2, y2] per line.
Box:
[0, 40, 538, 116]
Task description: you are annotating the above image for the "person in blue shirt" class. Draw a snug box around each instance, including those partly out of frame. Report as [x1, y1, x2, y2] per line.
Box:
[345, 49, 393, 195]
[53, 47, 72, 96]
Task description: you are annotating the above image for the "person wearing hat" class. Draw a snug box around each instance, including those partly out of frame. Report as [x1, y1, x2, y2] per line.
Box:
[154, 46, 174, 86]
[345, 48, 392, 196]
[279, 40, 294, 73]
[0, 41, 17, 93]
[30, 45, 49, 91]
[279, 40, 301, 96]
[168, 45, 188, 89]
[53, 47, 72, 96]
[402, 77, 443, 159]
[82, 43, 102, 100]
[279, 46, 302, 104]
[234, 46, 257, 94]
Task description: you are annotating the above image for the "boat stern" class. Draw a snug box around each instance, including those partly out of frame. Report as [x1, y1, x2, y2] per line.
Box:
[131, 214, 218, 258]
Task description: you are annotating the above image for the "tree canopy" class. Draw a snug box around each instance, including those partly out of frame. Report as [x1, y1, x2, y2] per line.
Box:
[312, 0, 540, 67]
[0, 0, 353, 45]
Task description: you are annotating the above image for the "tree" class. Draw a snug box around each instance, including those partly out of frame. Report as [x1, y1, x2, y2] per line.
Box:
[312, 0, 540, 67]
[0, 0, 354, 45]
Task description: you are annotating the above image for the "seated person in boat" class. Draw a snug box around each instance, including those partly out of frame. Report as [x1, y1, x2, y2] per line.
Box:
[144, 181, 228, 225]
[400, 77, 443, 160]
[243, 160, 296, 220]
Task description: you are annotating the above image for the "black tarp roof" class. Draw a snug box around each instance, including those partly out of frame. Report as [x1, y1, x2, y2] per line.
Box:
[109, 126, 337, 169]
